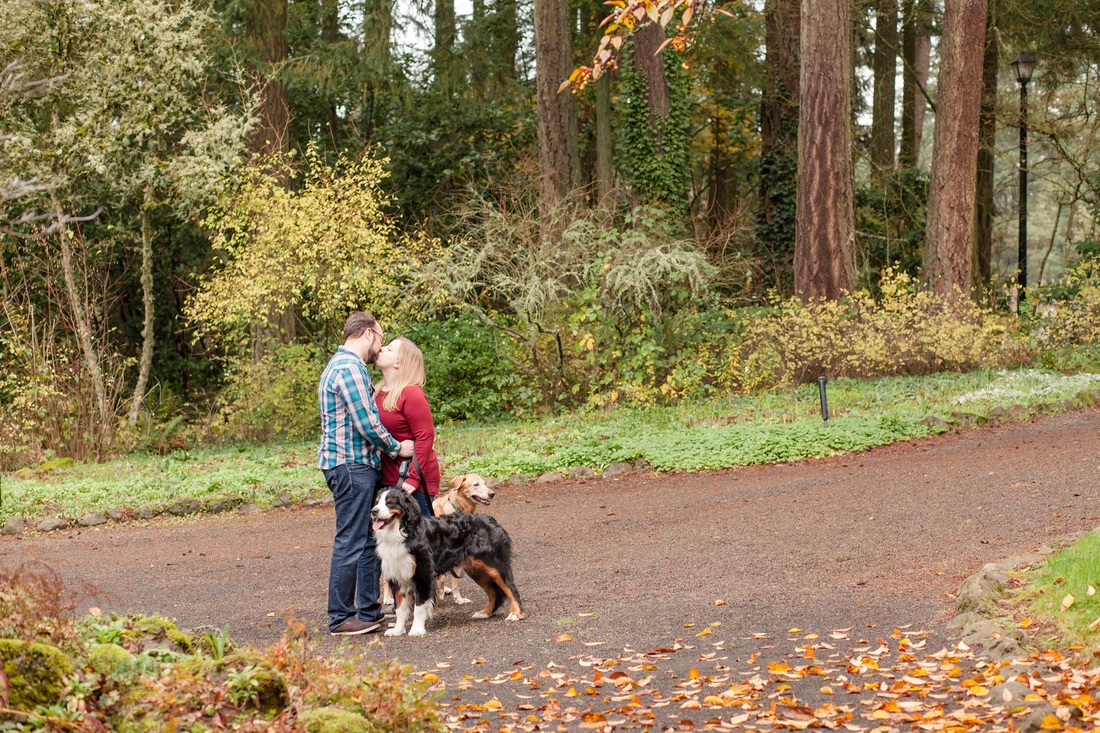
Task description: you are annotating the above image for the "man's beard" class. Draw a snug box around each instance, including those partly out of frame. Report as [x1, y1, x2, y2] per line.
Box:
[364, 346, 379, 365]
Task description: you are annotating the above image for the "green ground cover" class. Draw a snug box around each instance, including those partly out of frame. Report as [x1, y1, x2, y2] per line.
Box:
[3, 368, 1100, 525]
[1010, 530, 1100, 657]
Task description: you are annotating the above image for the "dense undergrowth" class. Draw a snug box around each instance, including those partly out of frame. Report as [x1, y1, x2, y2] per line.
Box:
[0, 568, 441, 732]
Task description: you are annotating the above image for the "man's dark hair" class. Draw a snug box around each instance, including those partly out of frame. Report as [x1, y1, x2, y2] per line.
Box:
[343, 312, 378, 341]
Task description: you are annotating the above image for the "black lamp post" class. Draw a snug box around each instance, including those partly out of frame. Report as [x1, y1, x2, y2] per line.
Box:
[1011, 52, 1035, 295]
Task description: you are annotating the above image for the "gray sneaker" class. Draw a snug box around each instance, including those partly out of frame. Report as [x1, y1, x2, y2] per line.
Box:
[330, 618, 382, 636]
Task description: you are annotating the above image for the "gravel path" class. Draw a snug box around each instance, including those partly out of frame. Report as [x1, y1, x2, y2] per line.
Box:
[4, 407, 1099, 729]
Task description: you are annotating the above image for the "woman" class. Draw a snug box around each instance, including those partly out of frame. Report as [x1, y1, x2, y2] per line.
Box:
[375, 337, 440, 516]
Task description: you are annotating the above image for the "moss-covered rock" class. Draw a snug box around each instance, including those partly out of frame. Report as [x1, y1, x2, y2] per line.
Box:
[298, 706, 375, 733]
[214, 651, 288, 717]
[123, 615, 195, 653]
[83, 642, 134, 675]
[0, 639, 73, 710]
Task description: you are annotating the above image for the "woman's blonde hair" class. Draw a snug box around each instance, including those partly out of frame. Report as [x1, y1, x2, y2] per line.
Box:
[381, 337, 426, 411]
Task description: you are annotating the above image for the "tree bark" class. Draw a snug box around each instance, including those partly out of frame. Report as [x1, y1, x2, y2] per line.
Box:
[54, 202, 109, 427]
[434, 0, 458, 94]
[128, 203, 156, 426]
[757, 0, 800, 292]
[595, 73, 614, 208]
[899, 0, 930, 168]
[795, 0, 855, 300]
[490, 0, 519, 90]
[248, 0, 291, 156]
[632, 23, 672, 132]
[870, 0, 898, 174]
[974, 0, 997, 288]
[924, 0, 987, 298]
[533, 0, 579, 237]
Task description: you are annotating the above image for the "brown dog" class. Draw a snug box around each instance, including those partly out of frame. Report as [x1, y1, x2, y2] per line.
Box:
[431, 474, 494, 604]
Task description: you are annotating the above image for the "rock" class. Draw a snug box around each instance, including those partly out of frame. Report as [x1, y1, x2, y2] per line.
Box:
[568, 466, 596, 479]
[946, 611, 983, 630]
[206, 497, 242, 514]
[2, 516, 27, 535]
[239, 503, 261, 514]
[536, 472, 564, 484]
[987, 680, 1032, 703]
[1008, 404, 1029, 420]
[949, 411, 976, 426]
[106, 509, 126, 521]
[955, 562, 1010, 615]
[299, 707, 373, 733]
[986, 406, 1007, 423]
[633, 457, 652, 472]
[167, 498, 201, 516]
[78, 513, 107, 527]
[304, 495, 334, 507]
[214, 652, 288, 716]
[920, 415, 949, 430]
[36, 517, 67, 533]
[136, 506, 160, 520]
[273, 491, 294, 508]
[1016, 703, 1082, 733]
[485, 477, 503, 489]
[0, 639, 73, 711]
[603, 461, 634, 477]
[506, 474, 526, 485]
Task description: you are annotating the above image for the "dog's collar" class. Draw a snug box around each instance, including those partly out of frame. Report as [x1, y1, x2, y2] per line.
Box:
[449, 498, 462, 513]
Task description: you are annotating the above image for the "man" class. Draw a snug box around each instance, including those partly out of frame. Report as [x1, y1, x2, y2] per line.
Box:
[318, 311, 414, 635]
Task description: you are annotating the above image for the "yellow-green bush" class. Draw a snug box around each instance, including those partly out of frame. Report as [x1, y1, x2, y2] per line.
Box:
[722, 270, 1030, 392]
[1031, 254, 1100, 349]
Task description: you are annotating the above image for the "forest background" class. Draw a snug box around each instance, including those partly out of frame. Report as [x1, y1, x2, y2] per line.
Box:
[2, 0, 1100, 471]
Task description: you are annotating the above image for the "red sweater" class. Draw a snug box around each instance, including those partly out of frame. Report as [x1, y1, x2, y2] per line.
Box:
[375, 385, 440, 496]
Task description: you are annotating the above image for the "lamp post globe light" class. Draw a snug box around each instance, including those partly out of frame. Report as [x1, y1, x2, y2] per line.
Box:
[1012, 52, 1035, 296]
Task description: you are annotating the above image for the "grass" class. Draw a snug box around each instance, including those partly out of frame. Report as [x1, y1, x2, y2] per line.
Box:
[1013, 530, 1100, 657]
[3, 367, 1100, 524]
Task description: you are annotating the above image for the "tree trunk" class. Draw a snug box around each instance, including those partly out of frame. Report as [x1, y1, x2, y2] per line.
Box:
[595, 73, 614, 208]
[54, 202, 109, 427]
[533, 0, 579, 237]
[361, 0, 393, 135]
[757, 0, 800, 293]
[248, 0, 291, 156]
[127, 203, 156, 426]
[870, 0, 898, 174]
[490, 0, 519, 90]
[632, 23, 671, 130]
[974, 0, 997, 288]
[434, 0, 458, 94]
[924, 0, 987, 298]
[321, 0, 340, 135]
[795, 0, 855, 300]
[899, 0, 930, 168]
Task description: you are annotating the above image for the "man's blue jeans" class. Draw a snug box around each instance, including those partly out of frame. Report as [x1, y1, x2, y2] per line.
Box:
[322, 463, 383, 631]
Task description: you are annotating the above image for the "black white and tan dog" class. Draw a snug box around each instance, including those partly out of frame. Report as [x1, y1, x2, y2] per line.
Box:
[431, 474, 495, 605]
[371, 487, 524, 637]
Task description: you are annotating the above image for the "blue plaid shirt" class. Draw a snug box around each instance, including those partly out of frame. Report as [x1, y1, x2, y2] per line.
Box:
[317, 346, 401, 470]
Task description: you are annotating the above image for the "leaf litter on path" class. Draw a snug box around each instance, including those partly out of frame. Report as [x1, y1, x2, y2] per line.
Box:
[424, 623, 1100, 731]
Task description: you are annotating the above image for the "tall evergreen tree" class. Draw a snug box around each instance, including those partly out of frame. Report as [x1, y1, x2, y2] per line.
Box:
[796, 0, 855, 299]
[924, 0, 988, 297]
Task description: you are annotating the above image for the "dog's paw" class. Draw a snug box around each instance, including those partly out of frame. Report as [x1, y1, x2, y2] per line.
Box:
[505, 612, 522, 622]
[454, 596, 471, 605]
[471, 611, 490, 619]
[408, 626, 427, 637]
[384, 627, 405, 637]
[442, 586, 453, 596]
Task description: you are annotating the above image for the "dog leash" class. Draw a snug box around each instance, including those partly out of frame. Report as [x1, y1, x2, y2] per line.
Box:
[397, 456, 435, 516]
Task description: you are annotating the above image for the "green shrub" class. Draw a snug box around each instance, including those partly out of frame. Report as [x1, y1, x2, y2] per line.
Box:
[406, 313, 520, 420]
[208, 343, 322, 442]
